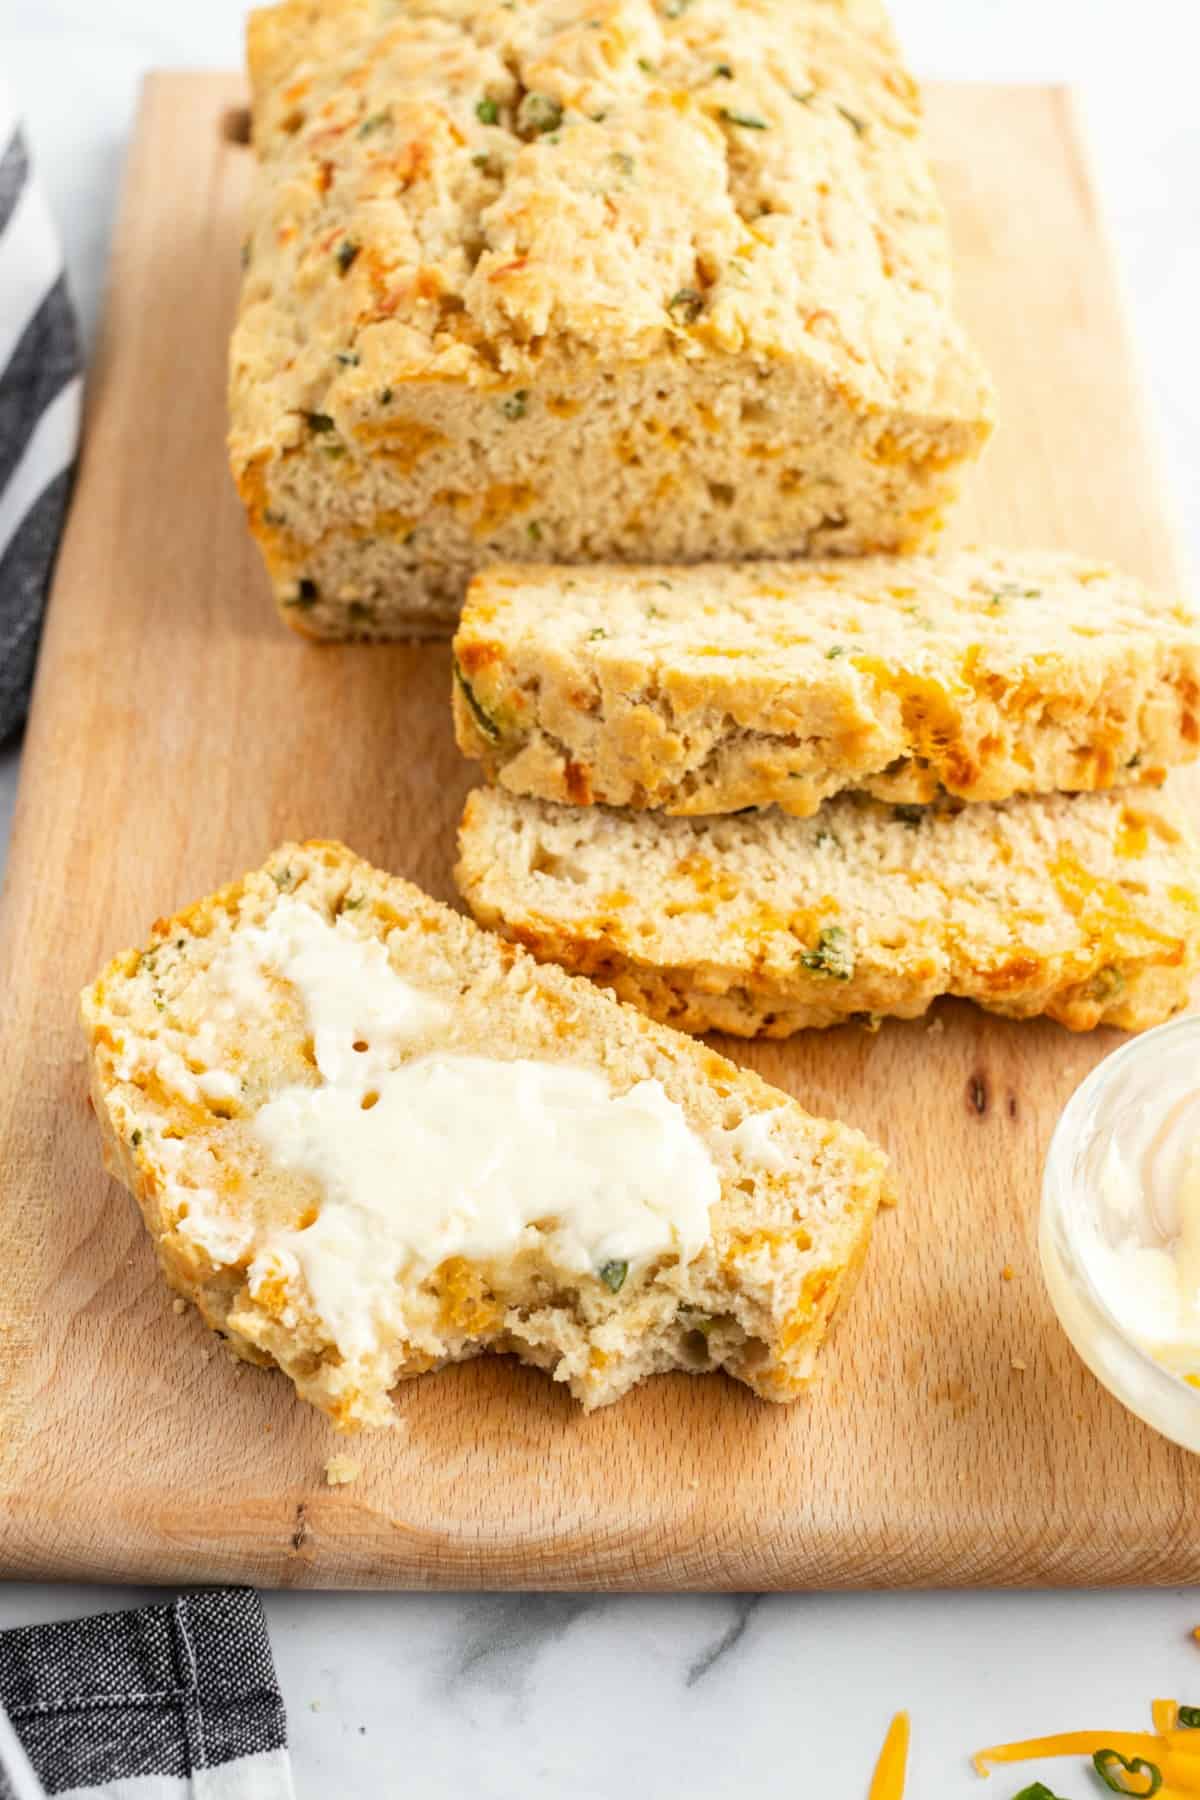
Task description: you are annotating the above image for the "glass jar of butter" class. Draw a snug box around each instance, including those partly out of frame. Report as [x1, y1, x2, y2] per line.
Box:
[1041, 1013, 1200, 1453]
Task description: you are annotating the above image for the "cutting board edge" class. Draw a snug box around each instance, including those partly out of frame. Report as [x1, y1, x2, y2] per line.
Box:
[1, 1482, 1194, 1591]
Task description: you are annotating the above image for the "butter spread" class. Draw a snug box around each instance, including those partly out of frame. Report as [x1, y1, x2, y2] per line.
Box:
[1081, 1088, 1200, 1376]
[113, 897, 446, 1105]
[725, 1109, 789, 1174]
[252, 1056, 719, 1357]
[236, 897, 449, 1081]
[135, 896, 720, 1354]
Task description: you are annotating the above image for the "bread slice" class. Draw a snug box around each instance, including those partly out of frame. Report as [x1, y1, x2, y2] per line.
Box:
[80, 840, 892, 1428]
[456, 787, 1200, 1035]
[452, 552, 1200, 815]
[230, 0, 991, 639]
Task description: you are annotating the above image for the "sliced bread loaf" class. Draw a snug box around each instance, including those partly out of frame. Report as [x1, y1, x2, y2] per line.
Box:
[452, 552, 1200, 815]
[80, 840, 892, 1427]
[456, 787, 1200, 1035]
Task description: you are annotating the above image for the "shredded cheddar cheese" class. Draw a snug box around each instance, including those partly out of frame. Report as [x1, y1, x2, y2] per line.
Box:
[973, 1730, 1167, 1775]
[973, 1701, 1200, 1794]
[869, 1712, 910, 1800]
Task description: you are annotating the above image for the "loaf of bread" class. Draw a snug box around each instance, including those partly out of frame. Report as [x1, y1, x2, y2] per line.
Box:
[456, 787, 1200, 1034]
[230, 0, 992, 639]
[453, 551, 1200, 814]
[80, 840, 892, 1426]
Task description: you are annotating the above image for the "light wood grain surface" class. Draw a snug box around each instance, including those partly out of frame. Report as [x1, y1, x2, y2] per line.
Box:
[0, 74, 1195, 1590]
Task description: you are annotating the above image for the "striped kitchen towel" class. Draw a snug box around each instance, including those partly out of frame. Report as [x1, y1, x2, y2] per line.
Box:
[0, 86, 82, 744]
[0, 1590, 295, 1799]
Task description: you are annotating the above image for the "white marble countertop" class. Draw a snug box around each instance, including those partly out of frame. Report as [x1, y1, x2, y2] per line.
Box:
[2, 4, 1199, 1795]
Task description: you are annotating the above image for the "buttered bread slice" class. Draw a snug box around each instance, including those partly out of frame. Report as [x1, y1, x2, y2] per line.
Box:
[456, 787, 1200, 1035]
[81, 841, 891, 1427]
[452, 552, 1200, 815]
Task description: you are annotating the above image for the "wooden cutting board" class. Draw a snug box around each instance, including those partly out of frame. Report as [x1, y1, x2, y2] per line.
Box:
[0, 74, 1195, 1590]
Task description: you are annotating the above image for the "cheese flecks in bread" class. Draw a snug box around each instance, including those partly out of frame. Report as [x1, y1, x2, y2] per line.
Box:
[230, 0, 992, 639]
[81, 842, 892, 1426]
[455, 787, 1200, 1035]
[452, 552, 1200, 815]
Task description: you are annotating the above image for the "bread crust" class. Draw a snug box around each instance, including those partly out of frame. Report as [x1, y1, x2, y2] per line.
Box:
[455, 787, 1200, 1034]
[230, 0, 991, 636]
[452, 551, 1200, 814]
[81, 840, 892, 1427]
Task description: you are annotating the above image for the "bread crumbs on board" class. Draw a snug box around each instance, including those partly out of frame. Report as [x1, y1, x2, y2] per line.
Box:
[324, 1454, 362, 1487]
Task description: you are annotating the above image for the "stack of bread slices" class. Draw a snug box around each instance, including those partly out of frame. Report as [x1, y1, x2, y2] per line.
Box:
[229, 0, 1200, 1041]
[453, 548, 1200, 1035]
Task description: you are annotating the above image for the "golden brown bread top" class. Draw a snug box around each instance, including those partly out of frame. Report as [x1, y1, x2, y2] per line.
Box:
[231, 0, 990, 466]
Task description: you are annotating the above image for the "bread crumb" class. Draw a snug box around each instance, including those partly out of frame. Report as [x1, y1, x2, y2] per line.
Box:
[1001, 1264, 1015, 1281]
[325, 1454, 361, 1487]
[925, 1016, 945, 1036]
[173, 1297, 187, 1315]
[1010, 1356, 1027, 1372]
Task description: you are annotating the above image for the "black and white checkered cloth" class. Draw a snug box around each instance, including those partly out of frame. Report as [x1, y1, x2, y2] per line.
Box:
[0, 1591, 295, 1799]
[0, 85, 82, 745]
